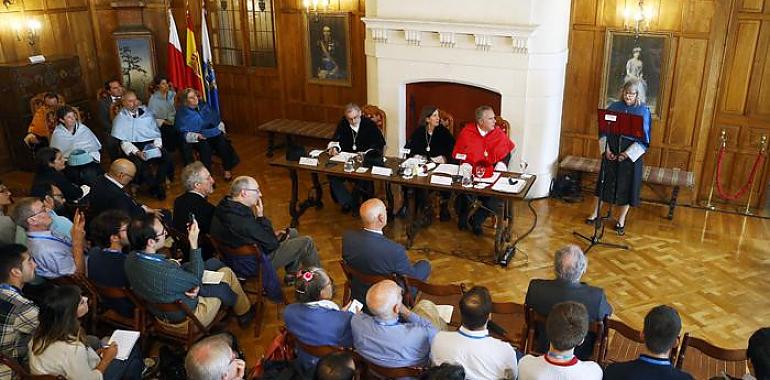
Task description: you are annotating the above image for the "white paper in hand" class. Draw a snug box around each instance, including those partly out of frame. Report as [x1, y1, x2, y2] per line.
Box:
[108, 330, 140, 360]
[346, 299, 364, 314]
[435, 305, 454, 324]
[202, 270, 224, 284]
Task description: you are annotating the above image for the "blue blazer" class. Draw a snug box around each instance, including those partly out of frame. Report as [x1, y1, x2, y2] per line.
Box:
[342, 229, 423, 304]
[284, 303, 353, 371]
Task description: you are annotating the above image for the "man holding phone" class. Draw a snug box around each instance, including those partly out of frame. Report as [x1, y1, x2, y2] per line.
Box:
[209, 176, 321, 284]
[173, 162, 217, 259]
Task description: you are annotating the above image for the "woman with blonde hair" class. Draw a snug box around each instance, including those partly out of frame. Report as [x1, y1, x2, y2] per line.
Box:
[586, 79, 651, 235]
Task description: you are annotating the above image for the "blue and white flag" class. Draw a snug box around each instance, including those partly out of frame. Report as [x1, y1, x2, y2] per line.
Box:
[201, 6, 220, 114]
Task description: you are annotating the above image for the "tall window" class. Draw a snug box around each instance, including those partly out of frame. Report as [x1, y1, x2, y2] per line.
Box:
[209, 0, 276, 67]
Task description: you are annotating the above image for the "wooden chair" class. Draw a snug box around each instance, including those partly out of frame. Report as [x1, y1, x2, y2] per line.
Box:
[286, 331, 348, 359]
[208, 235, 266, 337]
[91, 284, 148, 336]
[339, 260, 400, 306]
[526, 308, 604, 361]
[164, 224, 190, 260]
[675, 333, 749, 380]
[29, 92, 66, 114]
[50, 274, 99, 327]
[495, 115, 510, 135]
[0, 354, 66, 380]
[352, 351, 425, 379]
[362, 104, 387, 136]
[401, 276, 466, 328]
[489, 302, 529, 351]
[142, 298, 228, 349]
[438, 109, 454, 133]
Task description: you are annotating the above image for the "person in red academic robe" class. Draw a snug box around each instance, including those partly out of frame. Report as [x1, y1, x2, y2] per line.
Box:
[452, 105, 516, 235]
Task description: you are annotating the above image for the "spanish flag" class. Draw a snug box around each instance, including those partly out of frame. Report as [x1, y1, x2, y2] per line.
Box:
[185, 9, 205, 96]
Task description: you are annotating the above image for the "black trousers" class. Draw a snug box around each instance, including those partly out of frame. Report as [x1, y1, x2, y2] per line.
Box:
[180, 134, 239, 171]
[329, 176, 374, 208]
[456, 194, 501, 229]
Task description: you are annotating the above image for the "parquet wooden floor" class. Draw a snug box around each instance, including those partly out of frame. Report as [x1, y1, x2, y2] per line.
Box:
[3, 133, 768, 368]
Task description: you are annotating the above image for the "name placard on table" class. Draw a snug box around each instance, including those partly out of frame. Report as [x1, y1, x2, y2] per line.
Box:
[430, 175, 453, 186]
[371, 166, 393, 176]
[299, 157, 319, 166]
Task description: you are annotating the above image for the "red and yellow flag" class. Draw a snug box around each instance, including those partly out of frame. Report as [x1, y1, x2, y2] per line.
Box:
[185, 9, 205, 96]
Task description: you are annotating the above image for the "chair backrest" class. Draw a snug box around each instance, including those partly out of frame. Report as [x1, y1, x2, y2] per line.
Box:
[29, 92, 66, 114]
[353, 351, 425, 379]
[339, 260, 398, 306]
[362, 104, 387, 136]
[489, 302, 529, 351]
[438, 109, 454, 134]
[50, 274, 98, 310]
[147, 299, 209, 333]
[209, 235, 262, 258]
[676, 333, 749, 379]
[495, 115, 510, 135]
[401, 276, 465, 327]
[286, 331, 347, 358]
[526, 308, 604, 361]
[0, 354, 66, 379]
[600, 317, 645, 367]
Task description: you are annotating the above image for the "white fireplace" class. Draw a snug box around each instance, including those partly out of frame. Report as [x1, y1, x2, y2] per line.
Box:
[363, 0, 572, 197]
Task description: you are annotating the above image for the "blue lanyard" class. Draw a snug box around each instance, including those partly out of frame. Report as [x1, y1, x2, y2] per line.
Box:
[136, 253, 165, 263]
[0, 284, 21, 296]
[103, 249, 125, 255]
[27, 234, 72, 248]
[458, 330, 488, 339]
[374, 319, 400, 327]
[638, 355, 671, 366]
[547, 351, 575, 361]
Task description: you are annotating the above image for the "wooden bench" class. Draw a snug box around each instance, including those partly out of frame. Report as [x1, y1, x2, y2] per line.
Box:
[559, 155, 695, 220]
[257, 119, 337, 157]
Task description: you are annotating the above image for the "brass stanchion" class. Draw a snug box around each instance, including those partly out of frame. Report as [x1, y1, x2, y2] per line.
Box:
[705, 129, 727, 210]
[743, 135, 767, 215]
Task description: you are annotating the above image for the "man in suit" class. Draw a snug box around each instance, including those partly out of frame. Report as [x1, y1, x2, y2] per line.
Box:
[86, 159, 157, 220]
[327, 103, 386, 215]
[97, 78, 124, 161]
[342, 198, 431, 305]
[173, 162, 216, 259]
[524, 244, 612, 360]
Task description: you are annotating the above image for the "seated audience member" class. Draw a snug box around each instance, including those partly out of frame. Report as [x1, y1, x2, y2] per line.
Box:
[351, 280, 437, 368]
[124, 216, 255, 331]
[112, 91, 171, 200]
[0, 182, 25, 245]
[185, 334, 246, 380]
[87, 159, 157, 219]
[30, 147, 83, 203]
[518, 301, 603, 380]
[525, 244, 612, 359]
[28, 284, 144, 379]
[605, 305, 693, 380]
[9, 197, 85, 279]
[175, 88, 239, 180]
[0, 244, 39, 378]
[453, 105, 515, 235]
[284, 267, 353, 371]
[431, 286, 517, 379]
[420, 363, 465, 380]
[342, 198, 430, 305]
[327, 103, 385, 214]
[315, 351, 356, 380]
[209, 176, 320, 281]
[23, 92, 59, 150]
[33, 182, 74, 240]
[97, 78, 125, 160]
[148, 75, 179, 153]
[173, 162, 216, 258]
[86, 210, 134, 318]
[747, 328, 770, 380]
[49, 105, 104, 186]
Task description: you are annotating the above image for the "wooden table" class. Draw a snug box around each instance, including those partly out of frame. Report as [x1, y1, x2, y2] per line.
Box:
[256, 119, 337, 157]
[269, 155, 536, 263]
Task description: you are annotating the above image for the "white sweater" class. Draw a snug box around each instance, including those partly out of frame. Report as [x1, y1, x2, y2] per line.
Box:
[518, 354, 602, 380]
[28, 339, 103, 380]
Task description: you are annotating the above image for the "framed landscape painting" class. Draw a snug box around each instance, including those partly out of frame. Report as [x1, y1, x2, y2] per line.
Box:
[113, 29, 157, 101]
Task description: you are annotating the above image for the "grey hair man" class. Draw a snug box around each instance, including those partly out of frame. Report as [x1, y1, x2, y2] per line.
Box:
[524, 244, 613, 360]
[209, 176, 321, 283]
[185, 334, 245, 380]
[173, 161, 216, 257]
[350, 280, 437, 368]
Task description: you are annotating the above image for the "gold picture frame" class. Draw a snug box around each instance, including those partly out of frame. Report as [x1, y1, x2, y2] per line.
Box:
[304, 12, 352, 87]
[113, 28, 157, 101]
[599, 30, 671, 118]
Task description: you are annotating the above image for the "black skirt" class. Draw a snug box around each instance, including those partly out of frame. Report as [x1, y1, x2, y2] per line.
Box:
[594, 135, 643, 207]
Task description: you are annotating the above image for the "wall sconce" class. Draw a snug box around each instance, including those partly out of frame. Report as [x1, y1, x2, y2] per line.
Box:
[303, 0, 329, 21]
[623, 0, 654, 36]
[3, 0, 13, 9]
[13, 18, 45, 62]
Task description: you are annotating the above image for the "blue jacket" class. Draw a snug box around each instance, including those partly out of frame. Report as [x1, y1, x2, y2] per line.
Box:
[175, 102, 222, 138]
[342, 230, 423, 304]
[283, 303, 353, 371]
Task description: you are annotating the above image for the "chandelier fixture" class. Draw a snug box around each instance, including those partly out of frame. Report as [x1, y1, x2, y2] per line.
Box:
[623, 0, 654, 36]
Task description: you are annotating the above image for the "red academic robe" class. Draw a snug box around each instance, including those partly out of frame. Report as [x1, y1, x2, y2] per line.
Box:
[452, 122, 515, 168]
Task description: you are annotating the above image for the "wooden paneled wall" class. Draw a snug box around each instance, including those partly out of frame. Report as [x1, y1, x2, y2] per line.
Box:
[560, 0, 734, 205]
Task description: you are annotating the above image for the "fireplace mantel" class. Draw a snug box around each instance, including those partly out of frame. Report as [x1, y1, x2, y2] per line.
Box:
[362, 18, 537, 53]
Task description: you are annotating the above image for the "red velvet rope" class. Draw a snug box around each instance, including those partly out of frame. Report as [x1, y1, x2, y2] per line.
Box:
[715, 145, 766, 200]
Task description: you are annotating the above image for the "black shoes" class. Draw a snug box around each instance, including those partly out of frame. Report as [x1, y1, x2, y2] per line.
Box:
[615, 223, 626, 236]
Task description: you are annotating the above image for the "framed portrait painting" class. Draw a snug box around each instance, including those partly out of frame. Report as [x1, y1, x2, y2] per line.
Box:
[113, 29, 157, 101]
[304, 12, 352, 86]
[600, 30, 671, 118]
